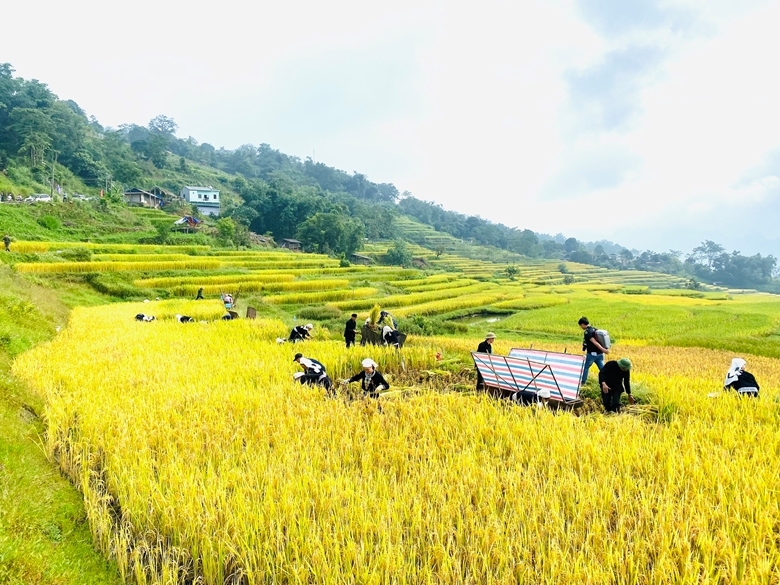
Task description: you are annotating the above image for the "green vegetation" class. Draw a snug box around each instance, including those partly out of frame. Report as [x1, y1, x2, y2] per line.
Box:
[2, 63, 777, 290]
[2, 61, 780, 582]
[0, 266, 121, 584]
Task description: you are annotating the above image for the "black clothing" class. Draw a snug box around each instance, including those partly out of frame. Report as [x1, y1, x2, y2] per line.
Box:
[135, 313, 155, 322]
[344, 318, 357, 348]
[289, 325, 311, 342]
[477, 340, 493, 354]
[177, 315, 194, 323]
[297, 373, 333, 392]
[511, 390, 539, 405]
[601, 390, 623, 412]
[384, 329, 400, 347]
[598, 360, 631, 413]
[726, 371, 760, 396]
[347, 370, 390, 398]
[3, 236, 9, 252]
[583, 326, 603, 354]
[196, 288, 204, 300]
[297, 357, 333, 393]
[475, 339, 493, 389]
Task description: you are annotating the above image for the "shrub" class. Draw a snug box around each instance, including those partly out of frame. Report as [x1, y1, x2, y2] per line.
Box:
[297, 305, 343, 321]
[60, 247, 92, 262]
[399, 315, 435, 336]
[37, 215, 62, 230]
[440, 320, 468, 334]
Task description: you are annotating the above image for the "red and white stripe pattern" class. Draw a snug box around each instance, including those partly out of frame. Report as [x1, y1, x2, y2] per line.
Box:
[508, 349, 585, 402]
[472, 352, 560, 400]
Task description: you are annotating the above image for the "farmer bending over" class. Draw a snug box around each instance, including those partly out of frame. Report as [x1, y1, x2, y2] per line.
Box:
[293, 352, 333, 393]
[598, 357, 635, 413]
[724, 358, 760, 397]
[289, 323, 313, 342]
[382, 325, 400, 348]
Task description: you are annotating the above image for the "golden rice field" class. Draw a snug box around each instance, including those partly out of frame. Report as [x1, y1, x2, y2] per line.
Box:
[14, 300, 780, 584]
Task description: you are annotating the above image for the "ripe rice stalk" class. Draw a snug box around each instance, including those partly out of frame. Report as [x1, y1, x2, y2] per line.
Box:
[15, 307, 780, 584]
[391, 292, 509, 317]
[330, 283, 496, 311]
[263, 287, 379, 305]
[14, 260, 223, 273]
[10, 241, 210, 254]
[134, 273, 297, 288]
[170, 279, 350, 297]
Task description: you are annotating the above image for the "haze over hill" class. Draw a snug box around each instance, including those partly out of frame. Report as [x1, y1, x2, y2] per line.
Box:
[1, 60, 778, 290]
[5, 0, 780, 258]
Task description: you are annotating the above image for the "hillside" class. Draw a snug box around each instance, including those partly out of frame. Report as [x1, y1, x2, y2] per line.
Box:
[1, 63, 777, 290]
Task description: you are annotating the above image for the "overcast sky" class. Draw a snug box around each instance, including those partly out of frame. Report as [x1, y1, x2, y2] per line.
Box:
[5, 0, 780, 256]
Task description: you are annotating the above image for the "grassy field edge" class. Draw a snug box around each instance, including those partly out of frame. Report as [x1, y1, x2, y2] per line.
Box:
[0, 266, 121, 585]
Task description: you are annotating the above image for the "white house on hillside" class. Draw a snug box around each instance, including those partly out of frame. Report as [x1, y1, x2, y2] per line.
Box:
[180, 186, 220, 216]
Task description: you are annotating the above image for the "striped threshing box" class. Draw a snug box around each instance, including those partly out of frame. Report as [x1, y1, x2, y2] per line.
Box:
[471, 349, 585, 403]
[509, 349, 585, 402]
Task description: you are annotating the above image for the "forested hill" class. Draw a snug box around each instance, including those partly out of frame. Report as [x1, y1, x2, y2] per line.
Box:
[0, 63, 776, 289]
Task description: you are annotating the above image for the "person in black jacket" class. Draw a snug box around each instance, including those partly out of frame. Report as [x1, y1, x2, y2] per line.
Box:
[342, 358, 389, 399]
[724, 358, 760, 397]
[598, 357, 635, 413]
[475, 332, 496, 390]
[344, 313, 358, 348]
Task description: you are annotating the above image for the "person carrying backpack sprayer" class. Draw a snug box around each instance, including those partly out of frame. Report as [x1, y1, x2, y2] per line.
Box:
[578, 316, 610, 385]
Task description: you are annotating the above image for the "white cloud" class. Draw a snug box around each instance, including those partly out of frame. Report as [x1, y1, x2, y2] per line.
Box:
[4, 0, 780, 255]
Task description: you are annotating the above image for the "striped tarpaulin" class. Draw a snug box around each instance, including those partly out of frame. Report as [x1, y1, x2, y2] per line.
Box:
[508, 349, 585, 402]
[472, 352, 564, 401]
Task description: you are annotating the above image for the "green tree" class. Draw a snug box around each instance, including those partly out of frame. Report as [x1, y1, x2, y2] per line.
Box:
[691, 240, 726, 270]
[296, 212, 364, 255]
[385, 239, 413, 267]
[148, 115, 178, 136]
[216, 217, 237, 247]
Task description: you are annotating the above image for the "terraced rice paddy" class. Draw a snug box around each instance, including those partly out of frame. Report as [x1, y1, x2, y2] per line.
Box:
[9, 237, 780, 583]
[13, 300, 780, 584]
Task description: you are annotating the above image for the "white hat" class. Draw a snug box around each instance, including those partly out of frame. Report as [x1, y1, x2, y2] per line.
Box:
[537, 388, 551, 399]
[361, 358, 377, 368]
[305, 323, 313, 329]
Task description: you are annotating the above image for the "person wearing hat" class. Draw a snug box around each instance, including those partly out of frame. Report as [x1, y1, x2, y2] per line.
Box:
[342, 358, 390, 399]
[289, 323, 313, 343]
[293, 352, 332, 393]
[344, 313, 358, 348]
[598, 357, 635, 413]
[723, 358, 760, 397]
[475, 332, 496, 390]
